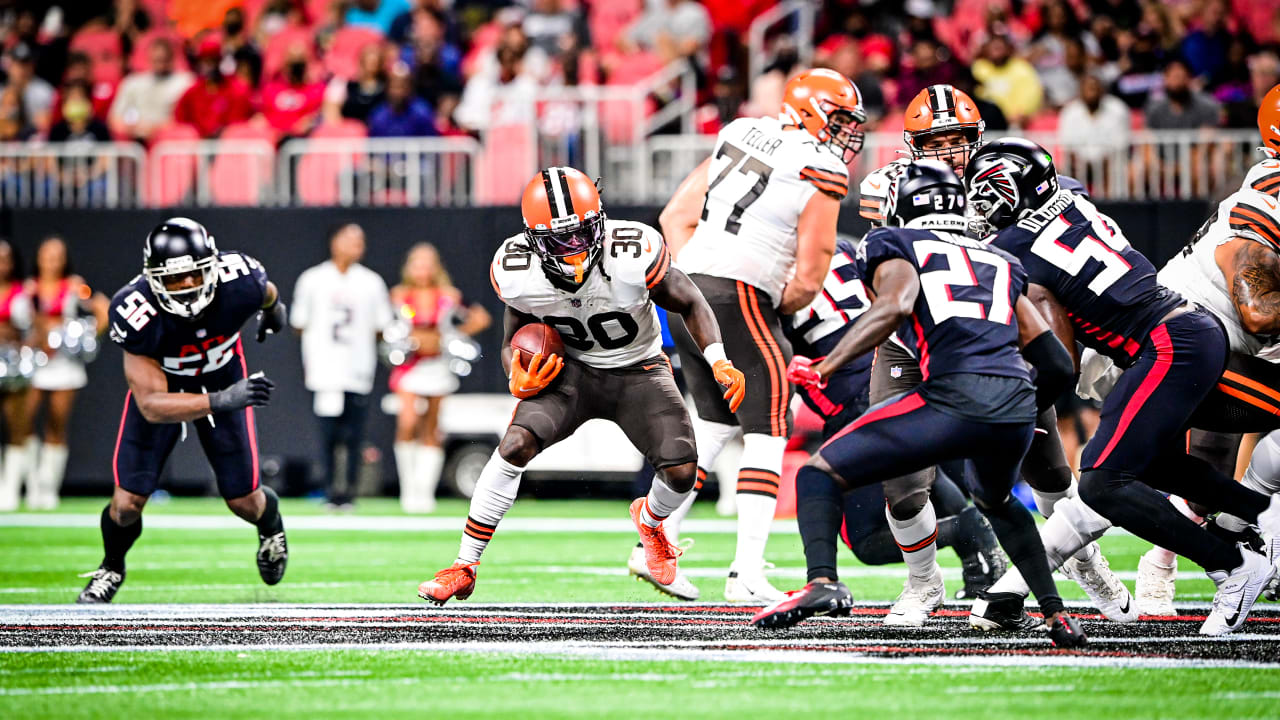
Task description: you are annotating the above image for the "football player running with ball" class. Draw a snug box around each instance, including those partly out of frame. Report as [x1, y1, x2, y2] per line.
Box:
[418, 167, 746, 606]
[77, 218, 288, 603]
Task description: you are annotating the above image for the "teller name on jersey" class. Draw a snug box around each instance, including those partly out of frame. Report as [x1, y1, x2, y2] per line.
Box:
[677, 115, 851, 305]
[108, 252, 267, 389]
[490, 219, 669, 369]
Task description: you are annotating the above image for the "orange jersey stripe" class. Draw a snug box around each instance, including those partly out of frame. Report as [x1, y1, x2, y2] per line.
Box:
[746, 283, 790, 436]
[738, 281, 781, 435]
[801, 166, 849, 184]
[490, 265, 502, 298]
[801, 175, 849, 198]
[1222, 370, 1280, 405]
[1216, 383, 1280, 416]
[645, 245, 671, 289]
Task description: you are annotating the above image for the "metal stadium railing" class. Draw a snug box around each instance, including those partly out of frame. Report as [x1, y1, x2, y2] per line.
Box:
[0, 129, 1262, 209]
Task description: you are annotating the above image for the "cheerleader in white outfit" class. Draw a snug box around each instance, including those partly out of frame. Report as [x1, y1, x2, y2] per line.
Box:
[389, 244, 490, 513]
[25, 236, 108, 509]
[0, 240, 34, 511]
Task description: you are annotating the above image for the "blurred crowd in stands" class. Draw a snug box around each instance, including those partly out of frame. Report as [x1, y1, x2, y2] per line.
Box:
[0, 0, 1275, 148]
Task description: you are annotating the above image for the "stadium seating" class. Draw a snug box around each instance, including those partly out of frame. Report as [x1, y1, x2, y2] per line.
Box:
[69, 26, 125, 85]
[295, 119, 367, 206]
[146, 122, 200, 207]
[209, 122, 278, 205]
[127, 29, 191, 73]
[262, 26, 317, 83]
[325, 27, 384, 81]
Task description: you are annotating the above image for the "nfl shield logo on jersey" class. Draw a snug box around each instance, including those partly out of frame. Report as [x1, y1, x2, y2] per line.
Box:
[890, 366, 902, 378]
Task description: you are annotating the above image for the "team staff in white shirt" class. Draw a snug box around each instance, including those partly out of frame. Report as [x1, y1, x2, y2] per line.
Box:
[291, 224, 395, 509]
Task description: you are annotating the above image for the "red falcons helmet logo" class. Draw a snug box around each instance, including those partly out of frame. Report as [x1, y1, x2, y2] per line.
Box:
[970, 160, 1020, 208]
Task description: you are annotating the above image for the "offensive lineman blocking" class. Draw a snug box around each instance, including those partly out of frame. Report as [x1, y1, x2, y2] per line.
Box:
[418, 167, 746, 605]
[646, 68, 859, 602]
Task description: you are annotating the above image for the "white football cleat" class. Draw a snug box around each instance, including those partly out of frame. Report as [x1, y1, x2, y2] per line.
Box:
[628, 543, 700, 600]
[1200, 546, 1276, 636]
[884, 565, 945, 627]
[1060, 543, 1138, 622]
[724, 563, 785, 604]
[1256, 495, 1280, 539]
[1135, 550, 1178, 616]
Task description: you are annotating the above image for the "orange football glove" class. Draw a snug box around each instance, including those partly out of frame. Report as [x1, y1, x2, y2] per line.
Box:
[509, 350, 563, 399]
[712, 359, 746, 413]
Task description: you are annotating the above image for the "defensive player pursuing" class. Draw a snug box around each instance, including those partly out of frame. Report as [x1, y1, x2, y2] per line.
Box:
[77, 218, 288, 603]
[417, 167, 746, 605]
[753, 161, 1083, 647]
[645, 68, 858, 602]
[967, 139, 1280, 635]
[786, 235, 1008, 600]
[854, 85, 1129, 625]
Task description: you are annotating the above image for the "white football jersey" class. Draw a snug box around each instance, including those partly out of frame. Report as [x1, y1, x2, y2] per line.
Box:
[677, 115, 850, 304]
[290, 261, 395, 394]
[1159, 164, 1280, 355]
[491, 218, 668, 369]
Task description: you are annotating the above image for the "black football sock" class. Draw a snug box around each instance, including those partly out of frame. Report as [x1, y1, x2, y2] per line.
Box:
[796, 466, 843, 582]
[978, 494, 1063, 617]
[255, 486, 284, 535]
[939, 505, 987, 561]
[849, 526, 906, 566]
[1081, 468, 1244, 573]
[101, 506, 142, 573]
[1020, 409, 1073, 495]
[1142, 453, 1270, 522]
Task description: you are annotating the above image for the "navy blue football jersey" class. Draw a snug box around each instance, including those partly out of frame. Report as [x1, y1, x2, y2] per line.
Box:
[785, 238, 872, 369]
[108, 251, 268, 391]
[987, 190, 1183, 367]
[858, 226, 1030, 381]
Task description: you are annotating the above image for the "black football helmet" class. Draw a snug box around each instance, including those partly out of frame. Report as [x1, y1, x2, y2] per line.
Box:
[882, 159, 967, 229]
[963, 137, 1060, 237]
[143, 218, 219, 318]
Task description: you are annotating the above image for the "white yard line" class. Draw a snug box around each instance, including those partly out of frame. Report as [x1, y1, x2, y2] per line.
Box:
[0, 639, 1273, 670]
[0, 513, 794, 534]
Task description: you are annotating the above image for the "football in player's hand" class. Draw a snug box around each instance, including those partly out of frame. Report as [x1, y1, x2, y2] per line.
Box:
[511, 323, 565, 362]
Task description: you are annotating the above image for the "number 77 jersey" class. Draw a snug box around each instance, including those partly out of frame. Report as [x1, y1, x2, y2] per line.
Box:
[490, 219, 668, 369]
[677, 115, 850, 305]
[986, 190, 1184, 368]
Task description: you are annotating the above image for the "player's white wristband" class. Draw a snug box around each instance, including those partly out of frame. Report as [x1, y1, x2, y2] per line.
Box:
[703, 342, 727, 366]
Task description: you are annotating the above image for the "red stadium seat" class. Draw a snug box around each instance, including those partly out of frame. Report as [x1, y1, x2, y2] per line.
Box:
[295, 120, 368, 206]
[597, 50, 663, 145]
[1024, 112, 1059, 133]
[262, 26, 315, 82]
[210, 123, 278, 205]
[128, 29, 190, 73]
[70, 27, 124, 84]
[476, 124, 534, 205]
[588, 0, 644, 51]
[325, 27, 384, 81]
[147, 123, 201, 207]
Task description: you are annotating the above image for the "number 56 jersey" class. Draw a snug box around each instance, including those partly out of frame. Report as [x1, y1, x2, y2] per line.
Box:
[677, 115, 850, 305]
[490, 219, 669, 369]
[987, 190, 1183, 368]
[108, 251, 268, 392]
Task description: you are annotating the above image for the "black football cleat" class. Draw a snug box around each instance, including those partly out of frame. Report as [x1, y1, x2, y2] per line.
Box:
[956, 545, 1009, 600]
[751, 581, 854, 629]
[76, 566, 125, 604]
[257, 530, 288, 585]
[968, 590, 1041, 632]
[1048, 613, 1088, 648]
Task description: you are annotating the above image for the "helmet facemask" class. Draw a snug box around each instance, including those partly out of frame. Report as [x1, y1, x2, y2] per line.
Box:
[909, 126, 983, 175]
[145, 253, 219, 318]
[525, 211, 606, 285]
[819, 103, 867, 164]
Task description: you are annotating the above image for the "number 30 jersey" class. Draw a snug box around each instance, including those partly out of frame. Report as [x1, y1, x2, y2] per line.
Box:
[108, 252, 268, 391]
[491, 219, 669, 369]
[987, 190, 1183, 368]
[859, 225, 1030, 381]
[677, 115, 850, 305]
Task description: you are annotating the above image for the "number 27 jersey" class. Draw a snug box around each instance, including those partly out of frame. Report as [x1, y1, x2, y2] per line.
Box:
[490, 219, 669, 369]
[859, 226, 1030, 381]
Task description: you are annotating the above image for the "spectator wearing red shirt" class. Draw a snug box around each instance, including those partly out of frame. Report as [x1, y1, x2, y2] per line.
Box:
[173, 37, 254, 138]
[261, 45, 325, 138]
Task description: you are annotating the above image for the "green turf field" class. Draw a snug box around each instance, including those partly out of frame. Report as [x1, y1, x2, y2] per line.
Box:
[0, 497, 1273, 720]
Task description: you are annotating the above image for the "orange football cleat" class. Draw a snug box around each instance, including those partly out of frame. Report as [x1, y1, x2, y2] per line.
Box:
[629, 498, 683, 586]
[418, 561, 478, 606]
